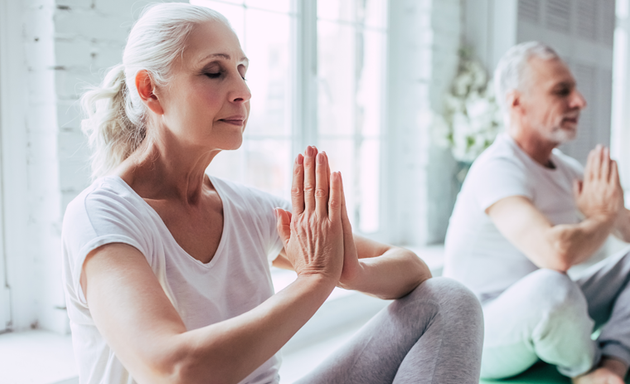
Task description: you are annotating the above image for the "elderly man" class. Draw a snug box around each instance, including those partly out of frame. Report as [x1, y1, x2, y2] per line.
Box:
[444, 41, 630, 384]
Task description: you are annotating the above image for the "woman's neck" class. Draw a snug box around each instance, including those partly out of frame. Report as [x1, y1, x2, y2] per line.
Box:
[117, 135, 221, 204]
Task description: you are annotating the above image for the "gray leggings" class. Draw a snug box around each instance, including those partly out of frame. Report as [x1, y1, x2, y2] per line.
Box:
[295, 277, 484, 384]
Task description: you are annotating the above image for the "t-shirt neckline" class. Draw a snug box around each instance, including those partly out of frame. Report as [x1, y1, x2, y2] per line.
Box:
[102, 174, 229, 269]
[501, 133, 559, 173]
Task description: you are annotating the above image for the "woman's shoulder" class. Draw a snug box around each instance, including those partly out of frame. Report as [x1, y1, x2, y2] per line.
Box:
[63, 176, 155, 239]
[66, 176, 143, 216]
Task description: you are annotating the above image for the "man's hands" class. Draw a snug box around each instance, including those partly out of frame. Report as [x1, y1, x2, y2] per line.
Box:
[574, 145, 624, 224]
[275, 146, 345, 283]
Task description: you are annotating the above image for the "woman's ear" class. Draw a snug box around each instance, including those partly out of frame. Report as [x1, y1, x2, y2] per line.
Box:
[135, 70, 164, 115]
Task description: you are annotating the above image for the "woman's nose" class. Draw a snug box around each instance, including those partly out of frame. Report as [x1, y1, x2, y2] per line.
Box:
[230, 76, 251, 103]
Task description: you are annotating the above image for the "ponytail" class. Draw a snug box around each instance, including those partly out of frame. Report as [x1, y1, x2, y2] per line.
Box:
[81, 64, 146, 180]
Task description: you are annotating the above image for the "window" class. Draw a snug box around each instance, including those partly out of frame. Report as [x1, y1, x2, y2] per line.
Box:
[613, 0, 630, 201]
[0, 0, 14, 332]
[191, 0, 389, 238]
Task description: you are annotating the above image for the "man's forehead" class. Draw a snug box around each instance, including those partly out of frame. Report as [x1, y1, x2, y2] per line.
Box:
[527, 56, 575, 87]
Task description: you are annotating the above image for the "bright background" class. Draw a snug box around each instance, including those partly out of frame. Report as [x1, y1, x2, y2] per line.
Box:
[0, 0, 629, 383]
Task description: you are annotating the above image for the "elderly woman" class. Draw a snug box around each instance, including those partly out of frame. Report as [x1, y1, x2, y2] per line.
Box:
[61, 3, 482, 384]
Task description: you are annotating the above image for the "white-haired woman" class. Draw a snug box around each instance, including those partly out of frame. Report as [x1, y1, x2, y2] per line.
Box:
[61, 3, 483, 384]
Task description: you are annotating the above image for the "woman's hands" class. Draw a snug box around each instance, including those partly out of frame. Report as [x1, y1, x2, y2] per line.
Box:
[275, 146, 427, 299]
[275, 146, 345, 283]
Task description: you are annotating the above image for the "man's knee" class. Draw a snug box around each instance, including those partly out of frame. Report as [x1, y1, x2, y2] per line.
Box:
[521, 269, 586, 318]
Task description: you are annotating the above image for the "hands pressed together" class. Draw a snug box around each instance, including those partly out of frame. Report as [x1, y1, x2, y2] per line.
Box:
[275, 146, 362, 286]
[574, 145, 625, 223]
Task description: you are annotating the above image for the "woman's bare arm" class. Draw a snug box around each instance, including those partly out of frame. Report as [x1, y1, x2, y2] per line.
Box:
[273, 235, 431, 300]
[336, 235, 431, 300]
[82, 148, 344, 384]
[83, 244, 336, 384]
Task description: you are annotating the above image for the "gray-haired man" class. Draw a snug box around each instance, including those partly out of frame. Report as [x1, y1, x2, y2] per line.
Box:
[444, 41, 630, 384]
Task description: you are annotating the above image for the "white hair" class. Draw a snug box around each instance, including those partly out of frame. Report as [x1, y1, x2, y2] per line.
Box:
[493, 41, 561, 122]
[81, 3, 230, 180]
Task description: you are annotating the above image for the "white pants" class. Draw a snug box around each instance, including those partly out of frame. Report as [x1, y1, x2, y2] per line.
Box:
[481, 248, 630, 379]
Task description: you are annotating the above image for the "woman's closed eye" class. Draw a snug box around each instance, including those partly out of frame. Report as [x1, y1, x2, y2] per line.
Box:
[204, 70, 246, 81]
[205, 71, 222, 79]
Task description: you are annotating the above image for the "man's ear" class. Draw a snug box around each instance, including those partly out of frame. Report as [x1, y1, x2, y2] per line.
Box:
[506, 89, 524, 115]
[135, 70, 164, 115]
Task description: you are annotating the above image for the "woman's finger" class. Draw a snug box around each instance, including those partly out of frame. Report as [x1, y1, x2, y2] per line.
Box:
[315, 152, 330, 218]
[585, 149, 596, 182]
[291, 154, 305, 215]
[339, 171, 353, 233]
[324, 152, 331, 191]
[303, 146, 317, 212]
[602, 147, 611, 182]
[328, 171, 342, 223]
[592, 145, 603, 181]
[612, 160, 622, 189]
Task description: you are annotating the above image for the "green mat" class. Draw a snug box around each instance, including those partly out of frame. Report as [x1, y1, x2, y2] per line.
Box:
[479, 362, 630, 383]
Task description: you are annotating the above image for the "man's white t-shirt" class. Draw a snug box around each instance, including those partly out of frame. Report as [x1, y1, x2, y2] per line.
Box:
[61, 175, 291, 384]
[443, 133, 584, 302]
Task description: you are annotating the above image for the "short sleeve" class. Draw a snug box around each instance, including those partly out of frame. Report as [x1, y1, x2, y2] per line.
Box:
[467, 156, 533, 212]
[62, 186, 151, 306]
[257, 192, 291, 263]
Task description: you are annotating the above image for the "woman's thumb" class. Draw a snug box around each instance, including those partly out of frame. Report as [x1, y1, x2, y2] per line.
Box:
[275, 208, 291, 245]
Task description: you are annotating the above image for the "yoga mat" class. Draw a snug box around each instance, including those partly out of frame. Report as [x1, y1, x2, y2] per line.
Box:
[479, 362, 630, 383]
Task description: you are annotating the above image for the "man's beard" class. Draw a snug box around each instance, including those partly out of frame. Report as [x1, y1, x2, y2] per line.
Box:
[547, 124, 577, 144]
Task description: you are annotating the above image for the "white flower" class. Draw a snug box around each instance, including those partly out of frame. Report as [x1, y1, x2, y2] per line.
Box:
[466, 98, 491, 120]
[453, 73, 473, 97]
[436, 49, 503, 163]
[445, 94, 464, 113]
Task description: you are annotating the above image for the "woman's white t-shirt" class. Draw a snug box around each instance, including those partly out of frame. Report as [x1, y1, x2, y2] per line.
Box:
[61, 175, 290, 384]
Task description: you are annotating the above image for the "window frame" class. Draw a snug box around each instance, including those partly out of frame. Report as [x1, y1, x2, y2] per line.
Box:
[194, 0, 391, 242]
[0, 0, 20, 332]
[613, 0, 630, 202]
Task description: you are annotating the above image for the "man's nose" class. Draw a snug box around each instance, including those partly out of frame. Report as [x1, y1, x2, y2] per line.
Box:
[571, 90, 587, 109]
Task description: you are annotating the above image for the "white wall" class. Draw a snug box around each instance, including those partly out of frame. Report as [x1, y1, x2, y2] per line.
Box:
[1, 0, 187, 333]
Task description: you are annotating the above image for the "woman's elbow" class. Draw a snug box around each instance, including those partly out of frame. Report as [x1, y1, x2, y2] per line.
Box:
[140, 341, 222, 384]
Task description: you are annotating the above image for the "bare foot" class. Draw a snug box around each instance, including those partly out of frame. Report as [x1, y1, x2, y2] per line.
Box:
[572, 357, 628, 384]
[572, 367, 625, 384]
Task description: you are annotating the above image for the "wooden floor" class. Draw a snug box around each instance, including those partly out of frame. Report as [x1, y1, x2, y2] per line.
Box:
[480, 362, 630, 384]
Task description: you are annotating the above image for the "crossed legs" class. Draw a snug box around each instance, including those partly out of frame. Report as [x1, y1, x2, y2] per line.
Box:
[295, 277, 484, 384]
[481, 248, 630, 380]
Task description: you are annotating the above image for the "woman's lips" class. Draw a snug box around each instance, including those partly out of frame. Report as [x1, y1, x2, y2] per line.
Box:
[219, 117, 246, 126]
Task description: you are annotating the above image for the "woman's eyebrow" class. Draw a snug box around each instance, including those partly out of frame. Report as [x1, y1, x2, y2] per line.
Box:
[198, 53, 249, 64]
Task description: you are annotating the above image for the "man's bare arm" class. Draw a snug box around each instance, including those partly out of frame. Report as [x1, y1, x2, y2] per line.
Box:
[487, 196, 615, 271]
[487, 146, 624, 272]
